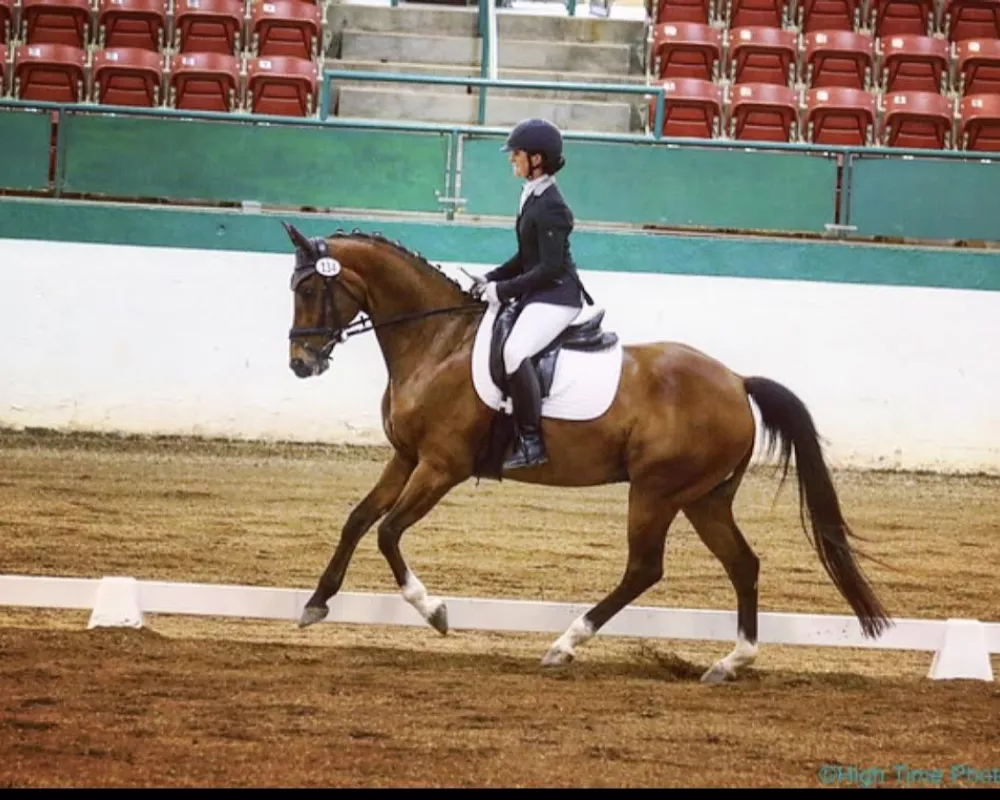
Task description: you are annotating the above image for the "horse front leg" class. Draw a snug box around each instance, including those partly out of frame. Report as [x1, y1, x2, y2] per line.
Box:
[376, 458, 464, 635]
[299, 452, 414, 628]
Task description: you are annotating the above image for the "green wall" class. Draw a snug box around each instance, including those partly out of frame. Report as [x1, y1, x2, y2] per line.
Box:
[2, 106, 999, 244]
[1, 197, 997, 292]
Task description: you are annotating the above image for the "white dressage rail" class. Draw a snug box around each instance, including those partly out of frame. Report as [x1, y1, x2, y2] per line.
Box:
[1, 574, 996, 681]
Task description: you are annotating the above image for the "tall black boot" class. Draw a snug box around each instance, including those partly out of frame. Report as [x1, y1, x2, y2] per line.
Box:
[503, 361, 548, 470]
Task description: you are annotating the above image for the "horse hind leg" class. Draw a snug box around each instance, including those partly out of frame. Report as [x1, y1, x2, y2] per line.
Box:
[681, 457, 761, 683]
[542, 480, 677, 667]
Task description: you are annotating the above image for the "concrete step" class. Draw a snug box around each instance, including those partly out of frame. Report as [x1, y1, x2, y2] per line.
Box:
[338, 29, 634, 75]
[326, 3, 646, 45]
[334, 85, 635, 132]
[328, 58, 651, 102]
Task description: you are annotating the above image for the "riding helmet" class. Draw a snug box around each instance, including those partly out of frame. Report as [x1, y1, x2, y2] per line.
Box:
[502, 118, 565, 173]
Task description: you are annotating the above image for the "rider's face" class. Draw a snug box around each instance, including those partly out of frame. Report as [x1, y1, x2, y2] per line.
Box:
[510, 149, 530, 178]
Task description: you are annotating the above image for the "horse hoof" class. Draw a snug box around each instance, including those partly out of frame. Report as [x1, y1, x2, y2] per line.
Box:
[541, 646, 574, 667]
[298, 604, 329, 629]
[427, 603, 448, 635]
[700, 662, 734, 684]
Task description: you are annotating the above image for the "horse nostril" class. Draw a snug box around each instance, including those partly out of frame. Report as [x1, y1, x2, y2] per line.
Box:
[290, 358, 309, 378]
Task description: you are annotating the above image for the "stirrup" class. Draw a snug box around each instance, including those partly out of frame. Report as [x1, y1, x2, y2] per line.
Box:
[504, 434, 548, 470]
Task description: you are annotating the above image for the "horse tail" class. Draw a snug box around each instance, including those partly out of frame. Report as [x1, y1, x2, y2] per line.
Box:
[743, 376, 893, 639]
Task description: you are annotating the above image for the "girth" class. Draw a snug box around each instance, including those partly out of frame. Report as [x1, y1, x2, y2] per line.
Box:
[488, 302, 619, 400]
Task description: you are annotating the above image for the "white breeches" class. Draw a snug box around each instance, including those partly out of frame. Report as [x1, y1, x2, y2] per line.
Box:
[503, 302, 581, 376]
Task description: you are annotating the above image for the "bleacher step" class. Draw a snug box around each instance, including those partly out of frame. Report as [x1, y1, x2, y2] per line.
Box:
[339, 29, 634, 75]
[334, 85, 634, 132]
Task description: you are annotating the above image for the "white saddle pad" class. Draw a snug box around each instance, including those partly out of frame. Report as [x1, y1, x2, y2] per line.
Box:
[471, 303, 624, 421]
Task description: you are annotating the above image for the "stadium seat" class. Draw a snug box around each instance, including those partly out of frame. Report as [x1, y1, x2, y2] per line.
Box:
[724, 0, 787, 28]
[1, 0, 13, 44]
[940, 0, 1000, 41]
[804, 86, 877, 143]
[727, 25, 798, 86]
[0, 44, 7, 96]
[172, 0, 244, 55]
[656, 0, 715, 24]
[867, 0, 937, 35]
[879, 34, 951, 92]
[245, 54, 317, 116]
[20, 0, 93, 47]
[955, 37, 1000, 94]
[648, 77, 725, 138]
[168, 51, 240, 111]
[728, 81, 801, 140]
[97, 0, 169, 52]
[797, 0, 864, 31]
[650, 21, 723, 81]
[880, 90, 955, 148]
[250, 0, 322, 60]
[92, 46, 164, 106]
[14, 42, 86, 101]
[957, 92, 1000, 151]
[802, 30, 875, 88]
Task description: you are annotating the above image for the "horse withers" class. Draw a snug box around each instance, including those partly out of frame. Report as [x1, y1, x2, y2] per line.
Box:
[283, 223, 892, 683]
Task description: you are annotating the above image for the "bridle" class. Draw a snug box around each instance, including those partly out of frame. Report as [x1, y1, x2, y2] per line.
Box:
[287, 236, 483, 363]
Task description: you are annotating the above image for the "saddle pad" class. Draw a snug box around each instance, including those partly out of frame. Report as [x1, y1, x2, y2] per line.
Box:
[471, 303, 624, 421]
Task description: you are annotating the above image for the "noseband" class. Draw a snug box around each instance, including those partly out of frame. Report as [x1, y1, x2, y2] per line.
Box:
[288, 236, 483, 361]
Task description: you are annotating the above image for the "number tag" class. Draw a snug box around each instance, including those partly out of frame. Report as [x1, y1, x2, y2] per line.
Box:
[315, 258, 341, 277]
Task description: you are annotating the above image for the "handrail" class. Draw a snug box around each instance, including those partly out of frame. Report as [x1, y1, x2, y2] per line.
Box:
[477, 0, 499, 125]
[2, 95, 999, 162]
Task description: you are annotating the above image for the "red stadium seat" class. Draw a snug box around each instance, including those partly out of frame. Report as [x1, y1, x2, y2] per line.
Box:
[797, 0, 864, 31]
[656, 0, 715, 24]
[648, 77, 724, 138]
[650, 21, 723, 81]
[802, 30, 875, 88]
[92, 46, 164, 107]
[250, 0, 322, 60]
[727, 25, 798, 86]
[169, 51, 240, 111]
[1, 0, 14, 44]
[728, 81, 801, 141]
[20, 0, 93, 47]
[955, 38, 1000, 94]
[867, 0, 937, 36]
[941, 0, 1000, 41]
[724, 0, 787, 27]
[97, 0, 169, 52]
[804, 86, 877, 144]
[958, 93, 1000, 151]
[880, 90, 955, 148]
[14, 42, 86, 101]
[173, 0, 244, 55]
[879, 34, 951, 92]
[245, 54, 318, 116]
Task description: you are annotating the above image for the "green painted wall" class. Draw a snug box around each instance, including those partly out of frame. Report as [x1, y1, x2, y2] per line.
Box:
[58, 112, 451, 213]
[0, 110, 52, 192]
[1, 197, 997, 292]
[461, 135, 840, 233]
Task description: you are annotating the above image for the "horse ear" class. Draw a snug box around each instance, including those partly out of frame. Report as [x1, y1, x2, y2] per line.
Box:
[282, 221, 312, 253]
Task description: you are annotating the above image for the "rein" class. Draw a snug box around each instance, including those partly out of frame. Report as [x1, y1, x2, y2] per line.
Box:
[290, 300, 486, 344]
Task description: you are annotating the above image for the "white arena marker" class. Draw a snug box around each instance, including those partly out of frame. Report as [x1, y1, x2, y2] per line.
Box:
[927, 619, 993, 681]
[87, 576, 144, 630]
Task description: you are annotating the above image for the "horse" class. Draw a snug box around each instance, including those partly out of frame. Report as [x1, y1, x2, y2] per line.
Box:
[282, 222, 893, 683]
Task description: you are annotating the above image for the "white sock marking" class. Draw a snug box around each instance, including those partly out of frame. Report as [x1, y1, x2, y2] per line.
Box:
[401, 572, 440, 620]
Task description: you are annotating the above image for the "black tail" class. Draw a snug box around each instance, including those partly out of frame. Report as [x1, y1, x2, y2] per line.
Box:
[744, 376, 893, 639]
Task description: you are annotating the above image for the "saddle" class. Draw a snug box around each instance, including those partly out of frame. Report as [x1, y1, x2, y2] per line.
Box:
[488, 303, 619, 401]
[474, 303, 619, 481]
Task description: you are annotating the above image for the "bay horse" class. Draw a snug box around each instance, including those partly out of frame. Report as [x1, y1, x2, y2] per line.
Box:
[283, 222, 892, 682]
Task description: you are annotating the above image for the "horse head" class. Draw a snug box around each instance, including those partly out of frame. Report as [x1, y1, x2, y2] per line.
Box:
[284, 222, 365, 379]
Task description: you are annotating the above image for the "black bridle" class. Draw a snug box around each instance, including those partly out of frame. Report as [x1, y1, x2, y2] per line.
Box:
[287, 237, 483, 362]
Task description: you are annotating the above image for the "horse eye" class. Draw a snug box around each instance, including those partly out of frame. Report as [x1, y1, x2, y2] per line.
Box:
[300, 288, 315, 300]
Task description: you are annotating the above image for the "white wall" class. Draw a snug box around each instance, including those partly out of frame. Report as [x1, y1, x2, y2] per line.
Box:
[2, 238, 998, 474]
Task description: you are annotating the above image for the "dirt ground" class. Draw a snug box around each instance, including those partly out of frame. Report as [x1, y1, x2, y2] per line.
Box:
[1, 429, 998, 788]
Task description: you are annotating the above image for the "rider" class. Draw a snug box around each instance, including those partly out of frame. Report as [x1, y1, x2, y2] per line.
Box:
[471, 117, 594, 471]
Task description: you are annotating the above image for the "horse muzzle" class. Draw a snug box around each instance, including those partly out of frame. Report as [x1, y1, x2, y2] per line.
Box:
[289, 355, 329, 378]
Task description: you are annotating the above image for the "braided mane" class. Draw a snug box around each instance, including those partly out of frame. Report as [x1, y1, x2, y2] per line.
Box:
[330, 228, 474, 298]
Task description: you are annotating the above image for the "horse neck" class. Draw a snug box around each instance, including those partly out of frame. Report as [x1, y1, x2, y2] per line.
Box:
[340, 239, 475, 379]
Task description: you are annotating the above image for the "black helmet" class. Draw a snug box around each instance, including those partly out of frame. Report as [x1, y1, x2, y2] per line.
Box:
[502, 118, 565, 173]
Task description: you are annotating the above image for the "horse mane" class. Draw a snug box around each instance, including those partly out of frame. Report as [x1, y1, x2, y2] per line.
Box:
[330, 228, 475, 299]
